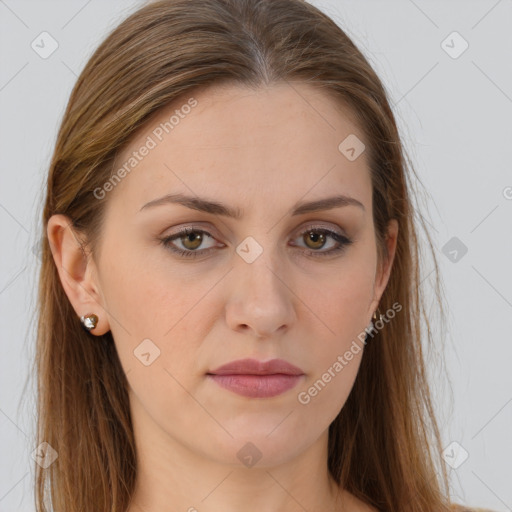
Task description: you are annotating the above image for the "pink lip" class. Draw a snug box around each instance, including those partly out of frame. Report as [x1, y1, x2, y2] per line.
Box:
[207, 358, 305, 398]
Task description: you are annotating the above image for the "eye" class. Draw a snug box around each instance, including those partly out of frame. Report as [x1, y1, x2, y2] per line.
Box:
[159, 225, 352, 259]
[160, 227, 220, 258]
[290, 226, 353, 258]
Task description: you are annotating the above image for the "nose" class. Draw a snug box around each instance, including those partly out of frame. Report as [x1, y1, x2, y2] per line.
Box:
[224, 248, 297, 338]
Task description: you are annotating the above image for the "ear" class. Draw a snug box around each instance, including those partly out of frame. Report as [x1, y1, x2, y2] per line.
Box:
[368, 218, 399, 317]
[46, 214, 110, 336]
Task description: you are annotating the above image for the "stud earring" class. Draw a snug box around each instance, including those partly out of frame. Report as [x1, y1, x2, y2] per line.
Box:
[80, 313, 98, 332]
[373, 308, 384, 323]
[365, 308, 384, 342]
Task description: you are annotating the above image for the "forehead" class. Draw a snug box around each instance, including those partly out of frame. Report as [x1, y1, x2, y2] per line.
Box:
[107, 81, 371, 219]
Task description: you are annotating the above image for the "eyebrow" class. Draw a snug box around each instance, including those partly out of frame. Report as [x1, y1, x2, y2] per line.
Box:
[139, 193, 365, 218]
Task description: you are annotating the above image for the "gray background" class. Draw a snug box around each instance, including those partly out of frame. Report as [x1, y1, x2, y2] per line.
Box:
[1, 0, 511, 510]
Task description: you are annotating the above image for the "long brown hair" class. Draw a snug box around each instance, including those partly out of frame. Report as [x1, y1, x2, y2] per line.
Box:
[33, 0, 451, 510]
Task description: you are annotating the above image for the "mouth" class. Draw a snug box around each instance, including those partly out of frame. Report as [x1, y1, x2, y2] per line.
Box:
[206, 358, 305, 398]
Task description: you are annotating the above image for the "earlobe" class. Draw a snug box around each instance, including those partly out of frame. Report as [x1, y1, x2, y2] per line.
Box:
[46, 214, 110, 336]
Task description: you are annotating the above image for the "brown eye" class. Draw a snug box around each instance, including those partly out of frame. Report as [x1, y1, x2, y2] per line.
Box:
[180, 231, 203, 250]
[303, 231, 327, 250]
[161, 227, 219, 259]
[291, 227, 353, 258]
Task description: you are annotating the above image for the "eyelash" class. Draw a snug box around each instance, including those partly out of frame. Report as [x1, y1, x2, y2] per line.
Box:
[159, 225, 353, 259]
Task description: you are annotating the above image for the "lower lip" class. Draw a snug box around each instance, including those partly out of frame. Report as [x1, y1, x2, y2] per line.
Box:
[207, 374, 304, 398]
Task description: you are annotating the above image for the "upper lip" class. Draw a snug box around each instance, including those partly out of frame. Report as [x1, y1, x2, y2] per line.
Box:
[208, 358, 304, 376]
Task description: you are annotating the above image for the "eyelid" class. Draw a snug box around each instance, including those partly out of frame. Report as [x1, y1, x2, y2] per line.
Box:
[291, 221, 346, 238]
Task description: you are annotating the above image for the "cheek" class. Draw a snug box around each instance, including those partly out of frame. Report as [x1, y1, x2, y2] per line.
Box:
[103, 256, 209, 429]
[99, 232, 202, 333]
[302, 257, 376, 342]
[98, 240, 210, 383]
[293, 256, 375, 415]
[293, 282, 368, 425]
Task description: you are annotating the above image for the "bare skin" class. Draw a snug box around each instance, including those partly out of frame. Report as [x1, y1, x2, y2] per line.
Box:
[48, 81, 396, 512]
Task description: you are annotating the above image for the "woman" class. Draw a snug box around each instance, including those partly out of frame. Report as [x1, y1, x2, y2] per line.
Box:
[35, 0, 494, 510]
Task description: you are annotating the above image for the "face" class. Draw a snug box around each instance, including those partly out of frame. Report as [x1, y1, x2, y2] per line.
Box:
[50, 81, 397, 470]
